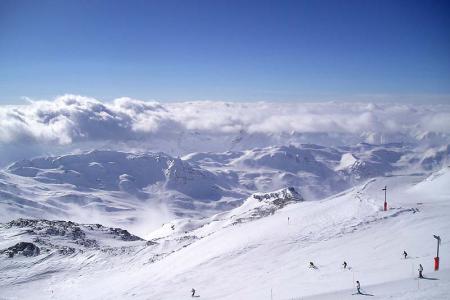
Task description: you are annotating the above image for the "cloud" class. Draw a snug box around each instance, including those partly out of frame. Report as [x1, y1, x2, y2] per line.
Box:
[0, 94, 449, 162]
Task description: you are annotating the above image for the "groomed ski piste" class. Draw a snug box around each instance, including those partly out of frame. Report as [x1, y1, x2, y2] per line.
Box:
[1, 166, 449, 299]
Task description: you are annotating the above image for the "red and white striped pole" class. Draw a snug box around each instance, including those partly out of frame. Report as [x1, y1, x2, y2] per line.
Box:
[382, 186, 387, 211]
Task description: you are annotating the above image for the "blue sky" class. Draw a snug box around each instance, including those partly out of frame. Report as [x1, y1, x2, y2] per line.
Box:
[0, 0, 449, 104]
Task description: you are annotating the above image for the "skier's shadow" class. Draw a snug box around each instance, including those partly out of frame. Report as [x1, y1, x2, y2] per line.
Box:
[422, 276, 439, 281]
[353, 292, 374, 296]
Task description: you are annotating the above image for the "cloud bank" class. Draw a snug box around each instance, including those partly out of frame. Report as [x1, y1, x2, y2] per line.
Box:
[0, 95, 449, 165]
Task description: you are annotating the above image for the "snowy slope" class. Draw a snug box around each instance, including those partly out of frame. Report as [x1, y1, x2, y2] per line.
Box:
[0, 150, 247, 234]
[1, 166, 449, 299]
[147, 187, 303, 240]
[1, 143, 448, 237]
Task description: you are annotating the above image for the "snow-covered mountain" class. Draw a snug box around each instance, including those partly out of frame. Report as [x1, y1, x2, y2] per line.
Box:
[0, 150, 246, 232]
[1, 165, 449, 299]
[1, 143, 448, 235]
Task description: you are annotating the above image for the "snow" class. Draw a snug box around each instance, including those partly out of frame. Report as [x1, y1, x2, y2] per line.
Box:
[337, 152, 359, 170]
[1, 164, 449, 299]
[1, 143, 447, 237]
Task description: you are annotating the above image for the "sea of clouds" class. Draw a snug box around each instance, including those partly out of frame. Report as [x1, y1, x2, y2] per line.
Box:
[0, 94, 449, 166]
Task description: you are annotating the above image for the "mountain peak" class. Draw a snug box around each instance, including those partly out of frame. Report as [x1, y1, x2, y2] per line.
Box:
[251, 187, 303, 207]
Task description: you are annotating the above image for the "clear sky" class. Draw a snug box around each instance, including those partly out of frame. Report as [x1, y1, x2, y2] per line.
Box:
[0, 0, 449, 104]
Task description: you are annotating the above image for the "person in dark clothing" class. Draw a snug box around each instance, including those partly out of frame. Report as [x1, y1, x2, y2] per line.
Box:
[418, 264, 424, 278]
[309, 261, 316, 269]
[343, 261, 347, 269]
[191, 288, 196, 297]
[403, 250, 407, 259]
[356, 281, 361, 294]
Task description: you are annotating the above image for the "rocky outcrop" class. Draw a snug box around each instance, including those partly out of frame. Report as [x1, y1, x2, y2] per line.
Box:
[232, 187, 303, 225]
[1, 242, 40, 258]
[252, 187, 303, 207]
[2, 219, 144, 257]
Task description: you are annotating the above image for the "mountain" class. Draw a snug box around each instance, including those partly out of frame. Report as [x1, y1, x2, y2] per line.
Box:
[148, 187, 303, 240]
[0, 150, 246, 233]
[6, 150, 229, 198]
[1, 143, 448, 236]
[1, 166, 449, 299]
[1, 218, 144, 257]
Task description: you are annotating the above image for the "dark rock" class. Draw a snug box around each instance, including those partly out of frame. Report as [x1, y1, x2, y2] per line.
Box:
[146, 240, 158, 246]
[70, 227, 86, 239]
[108, 228, 143, 241]
[1, 242, 40, 258]
[45, 227, 66, 236]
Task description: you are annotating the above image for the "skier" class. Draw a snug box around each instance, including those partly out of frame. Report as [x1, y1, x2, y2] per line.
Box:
[403, 250, 407, 259]
[418, 264, 424, 278]
[191, 288, 196, 297]
[309, 261, 316, 269]
[343, 261, 347, 269]
[356, 280, 361, 294]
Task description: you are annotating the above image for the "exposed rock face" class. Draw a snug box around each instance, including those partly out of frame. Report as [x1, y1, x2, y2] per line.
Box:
[2, 219, 145, 257]
[252, 187, 303, 207]
[233, 187, 303, 225]
[108, 227, 143, 241]
[7, 219, 143, 242]
[1, 242, 40, 258]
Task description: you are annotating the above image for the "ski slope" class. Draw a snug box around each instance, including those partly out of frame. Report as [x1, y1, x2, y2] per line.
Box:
[1, 167, 449, 299]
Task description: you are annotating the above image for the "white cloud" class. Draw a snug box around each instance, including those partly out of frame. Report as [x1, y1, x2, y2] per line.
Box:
[0, 94, 449, 155]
